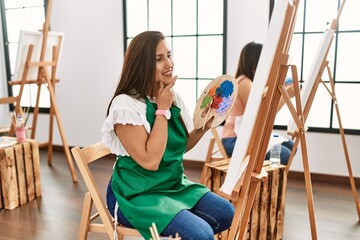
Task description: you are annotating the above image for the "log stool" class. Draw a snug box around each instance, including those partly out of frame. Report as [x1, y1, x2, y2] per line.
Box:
[204, 160, 288, 240]
[0, 138, 42, 210]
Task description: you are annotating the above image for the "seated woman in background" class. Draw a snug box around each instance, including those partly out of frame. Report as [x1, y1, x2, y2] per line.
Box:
[221, 41, 296, 165]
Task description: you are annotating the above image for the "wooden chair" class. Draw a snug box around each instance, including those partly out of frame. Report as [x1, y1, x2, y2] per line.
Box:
[71, 142, 141, 240]
[200, 128, 230, 188]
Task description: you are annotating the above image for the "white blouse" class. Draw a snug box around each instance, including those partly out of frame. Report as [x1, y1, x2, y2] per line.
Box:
[101, 91, 194, 156]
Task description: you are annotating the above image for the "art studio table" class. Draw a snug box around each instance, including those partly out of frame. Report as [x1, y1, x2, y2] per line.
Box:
[0, 138, 42, 210]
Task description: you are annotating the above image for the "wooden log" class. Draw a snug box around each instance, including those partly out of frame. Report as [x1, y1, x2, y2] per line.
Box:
[0, 139, 42, 210]
[276, 168, 287, 240]
[23, 142, 35, 201]
[14, 144, 27, 204]
[212, 169, 222, 193]
[0, 147, 19, 210]
[206, 162, 287, 240]
[259, 172, 269, 239]
[31, 140, 42, 197]
[268, 168, 280, 239]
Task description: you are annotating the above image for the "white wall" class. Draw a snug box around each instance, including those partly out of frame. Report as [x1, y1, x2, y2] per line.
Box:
[43, 0, 124, 146]
[0, 0, 359, 178]
[225, 0, 269, 75]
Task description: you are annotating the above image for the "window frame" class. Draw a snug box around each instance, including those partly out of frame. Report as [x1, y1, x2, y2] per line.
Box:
[271, 0, 360, 135]
[0, 0, 49, 113]
[122, 0, 227, 115]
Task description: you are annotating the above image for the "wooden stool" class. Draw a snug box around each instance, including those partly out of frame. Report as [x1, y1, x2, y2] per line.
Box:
[204, 160, 287, 240]
[0, 138, 42, 210]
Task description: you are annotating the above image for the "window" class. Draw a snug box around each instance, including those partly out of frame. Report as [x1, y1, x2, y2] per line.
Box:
[0, 0, 47, 110]
[124, 0, 226, 115]
[274, 0, 360, 134]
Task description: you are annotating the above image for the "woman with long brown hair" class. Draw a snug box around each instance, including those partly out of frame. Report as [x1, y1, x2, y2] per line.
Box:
[102, 31, 234, 240]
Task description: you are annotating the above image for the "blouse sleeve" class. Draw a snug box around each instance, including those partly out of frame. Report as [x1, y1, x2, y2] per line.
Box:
[101, 95, 150, 156]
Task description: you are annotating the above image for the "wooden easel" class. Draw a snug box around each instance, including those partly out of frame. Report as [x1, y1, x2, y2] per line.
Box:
[284, 0, 360, 220]
[215, 1, 319, 239]
[7, 0, 78, 182]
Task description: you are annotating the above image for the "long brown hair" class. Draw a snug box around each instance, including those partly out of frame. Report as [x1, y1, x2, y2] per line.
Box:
[107, 31, 165, 116]
[235, 42, 263, 81]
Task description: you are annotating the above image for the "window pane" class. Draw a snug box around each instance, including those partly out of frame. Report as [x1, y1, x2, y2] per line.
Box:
[6, 7, 44, 42]
[198, 36, 223, 78]
[173, 37, 196, 78]
[23, 7, 45, 31]
[198, 0, 223, 34]
[12, 84, 50, 108]
[336, 33, 360, 82]
[149, 0, 171, 35]
[4, 0, 43, 8]
[305, 0, 337, 32]
[332, 83, 360, 129]
[173, 79, 197, 115]
[306, 86, 332, 128]
[8, 42, 18, 76]
[339, 0, 360, 30]
[275, 98, 295, 126]
[6, 9, 26, 42]
[173, 0, 196, 35]
[126, 0, 147, 37]
[293, 0, 304, 33]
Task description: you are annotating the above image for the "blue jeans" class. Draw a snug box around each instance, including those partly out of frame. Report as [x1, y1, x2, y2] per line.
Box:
[106, 180, 234, 240]
[222, 137, 296, 165]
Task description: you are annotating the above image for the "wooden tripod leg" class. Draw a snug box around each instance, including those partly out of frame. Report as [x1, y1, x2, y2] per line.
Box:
[48, 45, 58, 166]
[49, 87, 77, 182]
[48, 99, 55, 166]
[227, 186, 248, 239]
[30, 81, 42, 140]
[42, 67, 78, 182]
[237, 180, 260, 240]
[325, 66, 360, 220]
[299, 132, 317, 240]
[333, 100, 360, 219]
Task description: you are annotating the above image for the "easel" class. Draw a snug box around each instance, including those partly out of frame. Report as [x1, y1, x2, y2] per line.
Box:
[284, 0, 360, 220]
[6, 0, 78, 182]
[215, 1, 319, 239]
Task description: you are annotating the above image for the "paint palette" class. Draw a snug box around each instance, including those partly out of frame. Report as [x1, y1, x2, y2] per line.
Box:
[193, 74, 238, 129]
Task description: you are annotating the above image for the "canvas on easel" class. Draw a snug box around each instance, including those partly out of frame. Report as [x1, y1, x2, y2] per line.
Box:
[6, 0, 77, 182]
[285, 0, 360, 220]
[11, 30, 64, 109]
[214, 1, 317, 239]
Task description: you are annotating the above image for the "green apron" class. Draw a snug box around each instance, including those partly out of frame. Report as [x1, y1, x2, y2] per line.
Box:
[111, 98, 209, 239]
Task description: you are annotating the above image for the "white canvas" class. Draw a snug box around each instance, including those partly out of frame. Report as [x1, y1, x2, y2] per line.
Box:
[11, 31, 64, 107]
[221, 0, 294, 195]
[12, 30, 64, 81]
[287, 28, 335, 134]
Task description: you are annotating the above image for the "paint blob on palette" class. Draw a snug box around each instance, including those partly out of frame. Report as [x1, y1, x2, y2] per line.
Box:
[193, 74, 238, 129]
